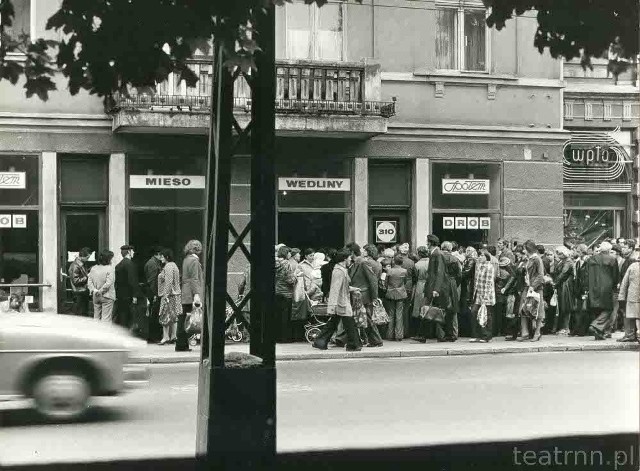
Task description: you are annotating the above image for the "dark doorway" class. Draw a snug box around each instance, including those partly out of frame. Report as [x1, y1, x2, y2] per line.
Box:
[129, 210, 204, 279]
[58, 209, 106, 312]
[277, 212, 345, 252]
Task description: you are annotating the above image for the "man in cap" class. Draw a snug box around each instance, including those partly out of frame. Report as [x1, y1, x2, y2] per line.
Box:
[115, 244, 142, 331]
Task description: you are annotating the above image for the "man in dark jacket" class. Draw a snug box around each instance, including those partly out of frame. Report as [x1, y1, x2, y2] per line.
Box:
[438, 241, 462, 342]
[398, 242, 417, 337]
[115, 244, 142, 330]
[588, 241, 619, 340]
[68, 247, 92, 317]
[413, 234, 447, 343]
[571, 244, 590, 336]
[144, 246, 163, 343]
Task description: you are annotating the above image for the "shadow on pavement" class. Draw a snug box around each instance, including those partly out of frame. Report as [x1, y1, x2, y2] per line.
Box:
[2, 433, 637, 470]
[0, 406, 129, 428]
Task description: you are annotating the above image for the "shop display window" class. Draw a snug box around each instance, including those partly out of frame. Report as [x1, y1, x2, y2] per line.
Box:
[431, 162, 502, 247]
[0, 155, 39, 206]
[277, 158, 352, 209]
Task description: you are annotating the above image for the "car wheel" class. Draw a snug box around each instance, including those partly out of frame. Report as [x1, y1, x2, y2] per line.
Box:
[32, 371, 91, 421]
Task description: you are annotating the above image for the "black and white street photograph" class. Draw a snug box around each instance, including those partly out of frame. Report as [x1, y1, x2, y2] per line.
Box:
[0, 0, 638, 470]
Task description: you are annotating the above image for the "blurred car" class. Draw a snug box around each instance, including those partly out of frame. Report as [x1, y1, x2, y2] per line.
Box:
[0, 311, 149, 421]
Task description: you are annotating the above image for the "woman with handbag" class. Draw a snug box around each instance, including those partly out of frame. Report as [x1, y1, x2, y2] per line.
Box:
[517, 240, 546, 342]
[177, 240, 204, 352]
[157, 248, 180, 345]
[410, 246, 430, 323]
[312, 248, 362, 352]
[470, 250, 495, 343]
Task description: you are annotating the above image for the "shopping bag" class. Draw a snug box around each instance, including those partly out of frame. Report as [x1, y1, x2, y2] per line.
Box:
[419, 303, 445, 324]
[477, 303, 487, 328]
[520, 288, 540, 319]
[186, 305, 203, 334]
[371, 298, 390, 325]
[354, 305, 368, 328]
[291, 292, 312, 321]
[550, 289, 558, 307]
[505, 294, 516, 319]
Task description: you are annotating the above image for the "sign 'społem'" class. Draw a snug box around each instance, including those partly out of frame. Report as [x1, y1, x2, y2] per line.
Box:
[278, 177, 351, 192]
[130, 175, 206, 189]
[0, 172, 26, 189]
[442, 179, 490, 195]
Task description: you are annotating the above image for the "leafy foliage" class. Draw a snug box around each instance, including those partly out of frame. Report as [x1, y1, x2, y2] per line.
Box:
[0, 0, 637, 104]
[484, 0, 639, 67]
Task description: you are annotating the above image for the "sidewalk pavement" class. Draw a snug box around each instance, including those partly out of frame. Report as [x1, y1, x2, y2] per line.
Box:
[129, 332, 639, 364]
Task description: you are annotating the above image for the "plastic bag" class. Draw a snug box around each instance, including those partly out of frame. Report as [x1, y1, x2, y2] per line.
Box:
[550, 289, 558, 307]
[371, 298, 389, 325]
[186, 305, 203, 334]
[477, 303, 487, 328]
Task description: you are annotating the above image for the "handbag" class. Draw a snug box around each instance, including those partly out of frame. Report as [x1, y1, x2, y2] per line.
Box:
[186, 305, 203, 334]
[477, 302, 488, 328]
[354, 305, 368, 328]
[419, 303, 445, 324]
[505, 294, 516, 319]
[520, 288, 540, 319]
[371, 298, 389, 325]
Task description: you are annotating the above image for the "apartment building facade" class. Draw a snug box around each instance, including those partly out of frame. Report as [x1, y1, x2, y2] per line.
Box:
[1, 0, 577, 312]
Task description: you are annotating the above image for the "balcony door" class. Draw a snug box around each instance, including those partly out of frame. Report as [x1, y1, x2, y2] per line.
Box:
[285, 2, 345, 61]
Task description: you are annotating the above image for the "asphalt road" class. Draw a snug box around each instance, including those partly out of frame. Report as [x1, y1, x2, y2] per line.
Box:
[0, 352, 637, 466]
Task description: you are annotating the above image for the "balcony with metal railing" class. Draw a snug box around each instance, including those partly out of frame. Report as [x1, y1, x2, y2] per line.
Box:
[110, 59, 396, 137]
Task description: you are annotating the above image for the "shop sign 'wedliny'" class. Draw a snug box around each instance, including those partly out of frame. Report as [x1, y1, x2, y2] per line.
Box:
[129, 175, 206, 189]
[278, 177, 351, 192]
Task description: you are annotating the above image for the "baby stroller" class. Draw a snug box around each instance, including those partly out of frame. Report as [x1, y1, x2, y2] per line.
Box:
[304, 302, 330, 343]
[225, 295, 248, 343]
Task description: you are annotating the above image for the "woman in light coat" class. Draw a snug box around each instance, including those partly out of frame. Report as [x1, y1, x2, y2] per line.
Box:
[177, 239, 204, 352]
[158, 248, 181, 345]
[87, 250, 116, 322]
[618, 253, 639, 342]
[312, 248, 361, 352]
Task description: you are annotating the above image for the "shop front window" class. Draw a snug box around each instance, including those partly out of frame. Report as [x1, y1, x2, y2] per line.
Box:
[128, 156, 206, 277]
[431, 162, 502, 247]
[564, 209, 622, 247]
[277, 157, 352, 251]
[0, 155, 40, 310]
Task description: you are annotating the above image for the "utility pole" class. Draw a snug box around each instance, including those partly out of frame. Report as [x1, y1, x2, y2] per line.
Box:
[196, 6, 277, 470]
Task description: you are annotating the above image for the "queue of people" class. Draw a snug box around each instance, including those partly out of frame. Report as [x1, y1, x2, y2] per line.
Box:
[270, 235, 640, 350]
[68, 241, 204, 352]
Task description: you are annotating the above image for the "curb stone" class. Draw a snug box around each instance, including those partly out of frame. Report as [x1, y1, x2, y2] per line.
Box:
[129, 342, 639, 364]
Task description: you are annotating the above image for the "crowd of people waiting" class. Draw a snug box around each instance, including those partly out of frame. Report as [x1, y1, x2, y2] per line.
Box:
[273, 235, 640, 351]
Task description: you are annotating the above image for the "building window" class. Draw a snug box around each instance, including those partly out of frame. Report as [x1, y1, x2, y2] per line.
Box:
[0, 155, 40, 310]
[435, 2, 488, 72]
[285, 1, 345, 61]
[2, 0, 30, 37]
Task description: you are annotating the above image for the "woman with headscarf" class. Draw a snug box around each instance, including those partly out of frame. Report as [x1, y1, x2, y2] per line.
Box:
[459, 246, 477, 338]
[552, 246, 576, 336]
[493, 255, 514, 337]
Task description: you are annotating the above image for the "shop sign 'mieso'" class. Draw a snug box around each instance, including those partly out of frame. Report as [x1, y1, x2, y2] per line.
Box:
[129, 175, 206, 189]
[278, 177, 351, 192]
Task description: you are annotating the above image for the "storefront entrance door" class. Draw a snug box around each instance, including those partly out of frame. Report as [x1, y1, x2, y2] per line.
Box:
[58, 210, 106, 313]
[369, 211, 408, 248]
